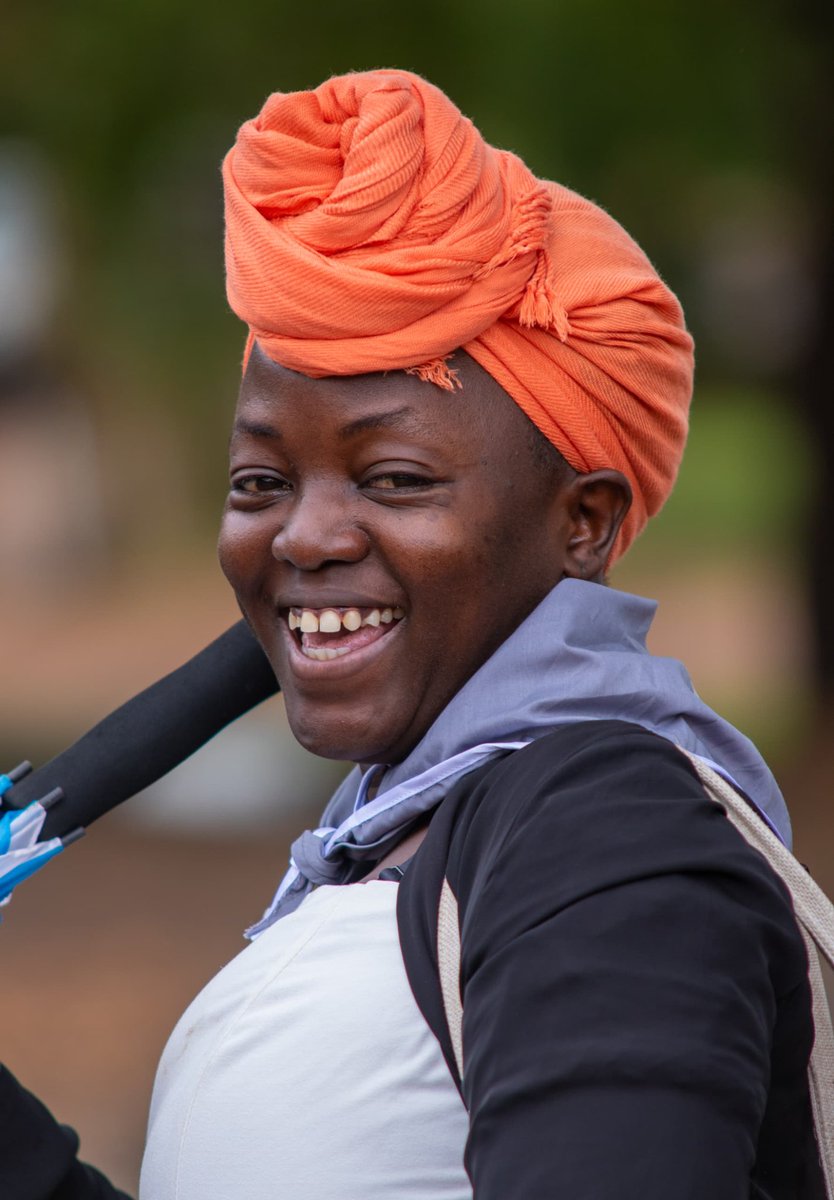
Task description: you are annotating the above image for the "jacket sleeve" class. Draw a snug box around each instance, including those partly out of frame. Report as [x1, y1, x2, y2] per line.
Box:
[0, 1065, 133, 1200]
[452, 722, 813, 1200]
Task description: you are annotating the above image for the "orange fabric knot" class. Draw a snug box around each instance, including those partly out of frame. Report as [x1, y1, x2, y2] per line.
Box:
[224, 70, 694, 560]
[404, 358, 462, 391]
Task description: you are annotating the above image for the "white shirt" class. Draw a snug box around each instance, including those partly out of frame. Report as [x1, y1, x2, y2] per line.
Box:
[140, 881, 471, 1200]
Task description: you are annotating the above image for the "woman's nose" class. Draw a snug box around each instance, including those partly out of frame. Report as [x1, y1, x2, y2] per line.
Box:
[270, 486, 368, 570]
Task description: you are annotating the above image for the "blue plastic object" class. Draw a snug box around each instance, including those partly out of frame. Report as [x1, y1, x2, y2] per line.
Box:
[0, 783, 67, 910]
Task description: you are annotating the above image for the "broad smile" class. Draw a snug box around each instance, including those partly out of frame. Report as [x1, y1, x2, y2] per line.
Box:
[221, 346, 578, 763]
[281, 604, 406, 675]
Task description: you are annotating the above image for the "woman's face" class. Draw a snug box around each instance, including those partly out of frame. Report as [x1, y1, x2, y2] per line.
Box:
[218, 346, 578, 764]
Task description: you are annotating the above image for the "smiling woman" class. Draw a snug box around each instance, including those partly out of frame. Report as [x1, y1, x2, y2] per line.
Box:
[3, 68, 825, 1200]
[219, 347, 629, 764]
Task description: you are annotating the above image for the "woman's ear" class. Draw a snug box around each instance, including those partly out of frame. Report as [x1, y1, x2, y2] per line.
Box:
[561, 470, 632, 581]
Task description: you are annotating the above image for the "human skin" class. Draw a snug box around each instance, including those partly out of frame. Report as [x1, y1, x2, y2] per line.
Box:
[218, 345, 630, 765]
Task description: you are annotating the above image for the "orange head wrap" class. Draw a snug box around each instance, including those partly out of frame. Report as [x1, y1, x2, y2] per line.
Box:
[223, 69, 693, 559]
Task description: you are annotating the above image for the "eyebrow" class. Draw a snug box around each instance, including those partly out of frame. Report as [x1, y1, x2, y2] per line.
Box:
[231, 417, 282, 441]
[232, 407, 425, 442]
[337, 407, 418, 439]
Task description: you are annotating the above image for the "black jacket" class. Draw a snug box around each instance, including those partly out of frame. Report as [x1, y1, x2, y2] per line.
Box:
[399, 720, 824, 1198]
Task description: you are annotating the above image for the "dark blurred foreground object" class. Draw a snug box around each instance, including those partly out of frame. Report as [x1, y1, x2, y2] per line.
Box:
[0, 1065, 133, 1200]
[0, 620, 277, 904]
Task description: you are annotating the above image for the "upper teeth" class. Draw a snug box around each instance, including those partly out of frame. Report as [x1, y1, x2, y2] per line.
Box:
[287, 606, 404, 633]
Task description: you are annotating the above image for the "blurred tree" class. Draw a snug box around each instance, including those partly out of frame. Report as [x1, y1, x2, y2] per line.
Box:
[786, 1, 834, 713]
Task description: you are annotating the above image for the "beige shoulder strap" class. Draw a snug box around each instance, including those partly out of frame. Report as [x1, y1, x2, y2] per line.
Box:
[435, 751, 834, 1195]
[679, 751, 834, 1197]
[437, 877, 465, 1080]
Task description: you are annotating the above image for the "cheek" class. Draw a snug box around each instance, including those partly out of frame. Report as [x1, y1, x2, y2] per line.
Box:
[446, 500, 565, 621]
[406, 526, 516, 645]
[466, 515, 535, 587]
[217, 511, 266, 594]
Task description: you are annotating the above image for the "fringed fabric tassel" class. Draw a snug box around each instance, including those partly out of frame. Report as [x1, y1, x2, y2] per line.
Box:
[518, 249, 570, 340]
[405, 357, 462, 391]
[510, 185, 553, 254]
[474, 184, 552, 281]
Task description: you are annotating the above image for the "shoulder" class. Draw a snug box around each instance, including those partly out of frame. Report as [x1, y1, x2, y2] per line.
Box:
[447, 719, 741, 886]
[444, 719, 805, 986]
[459, 717, 714, 827]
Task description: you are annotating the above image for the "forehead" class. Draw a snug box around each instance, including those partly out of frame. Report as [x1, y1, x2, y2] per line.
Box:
[234, 344, 523, 446]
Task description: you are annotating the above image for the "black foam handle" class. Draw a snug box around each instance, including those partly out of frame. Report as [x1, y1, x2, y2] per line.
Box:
[10, 620, 279, 840]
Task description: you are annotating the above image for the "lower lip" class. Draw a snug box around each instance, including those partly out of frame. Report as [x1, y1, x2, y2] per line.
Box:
[281, 617, 404, 682]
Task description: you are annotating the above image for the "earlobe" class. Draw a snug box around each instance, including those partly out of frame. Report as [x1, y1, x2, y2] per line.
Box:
[562, 470, 632, 581]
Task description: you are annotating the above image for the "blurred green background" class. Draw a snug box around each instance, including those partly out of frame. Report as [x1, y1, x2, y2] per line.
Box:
[1, 1, 832, 1190]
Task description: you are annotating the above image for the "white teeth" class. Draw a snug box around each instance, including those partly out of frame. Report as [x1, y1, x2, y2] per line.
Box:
[318, 609, 341, 634]
[342, 608, 362, 632]
[288, 605, 405, 636]
[302, 645, 351, 661]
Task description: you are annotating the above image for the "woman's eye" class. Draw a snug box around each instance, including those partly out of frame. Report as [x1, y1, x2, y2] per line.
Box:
[366, 472, 432, 491]
[232, 474, 289, 495]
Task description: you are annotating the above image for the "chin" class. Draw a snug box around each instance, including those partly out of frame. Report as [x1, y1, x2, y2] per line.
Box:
[285, 702, 405, 765]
